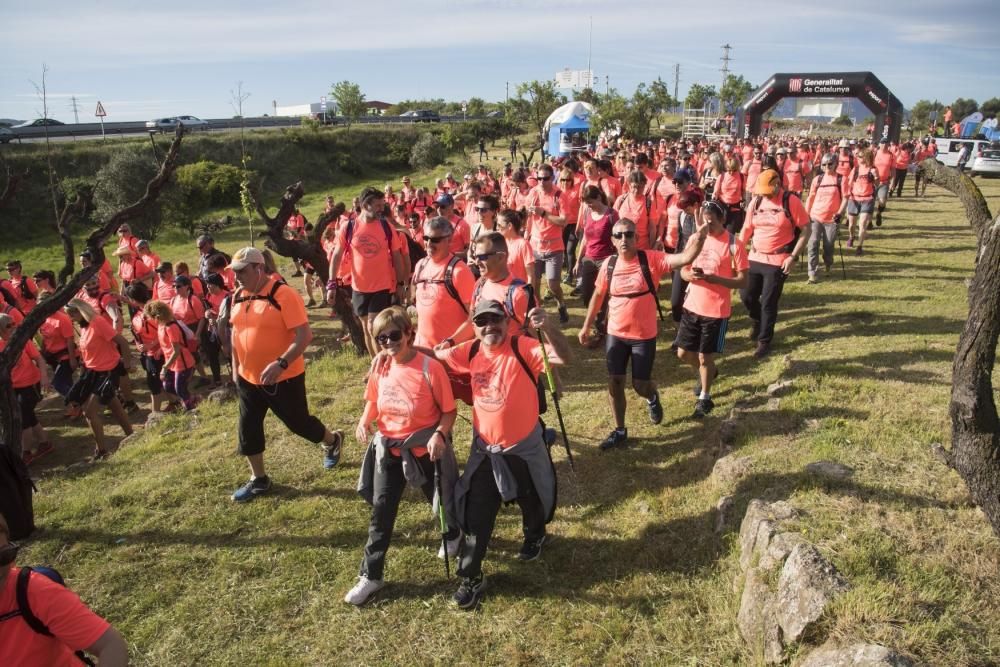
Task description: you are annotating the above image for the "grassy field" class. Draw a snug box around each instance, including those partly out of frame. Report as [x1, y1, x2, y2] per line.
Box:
[10, 170, 1000, 665]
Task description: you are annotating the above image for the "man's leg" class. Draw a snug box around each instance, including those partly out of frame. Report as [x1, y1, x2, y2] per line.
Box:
[806, 220, 822, 279]
[236, 376, 270, 480]
[757, 263, 788, 347]
[505, 453, 546, 544]
[457, 457, 503, 580]
[822, 222, 837, 272]
[741, 264, 765, 340]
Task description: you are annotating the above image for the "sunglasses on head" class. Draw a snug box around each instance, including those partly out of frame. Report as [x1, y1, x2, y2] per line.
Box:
[473, 312, 505, 327]
[424, 235, 451, 243]
[375, 330, 404, 345]
[612, 231, 636, 239]
[0, 542, 19, 567]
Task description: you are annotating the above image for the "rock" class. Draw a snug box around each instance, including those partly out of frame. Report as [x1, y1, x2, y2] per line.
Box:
[804, 461, 855, 479]
[791, 360, 820, 375]
[775, 543, 850, 643]
[737, 568, 784, 664]
[718, 418, 741, 446]
[739, 500, 798, 571]
[715, 495, 734, 533]
[145, 411, 168, 428]
[207, 387, 236, 404]
[797, 642, 914, 667]
[712, 455, 752, 484]
[767, 398, 781, 411]
[759, 532, 805, 571]
[767, 380, 794, 397]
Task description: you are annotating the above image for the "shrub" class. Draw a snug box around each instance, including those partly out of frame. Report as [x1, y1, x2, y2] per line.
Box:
[409, 132, 446, 170]
[832, 115, 854, 127]
[174, 160, 245, 210]
[93, 147, 164, 239]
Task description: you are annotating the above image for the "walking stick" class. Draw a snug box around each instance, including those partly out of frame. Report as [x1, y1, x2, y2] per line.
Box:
[535, 328, 575, 472]
[433, 460, 450, 578]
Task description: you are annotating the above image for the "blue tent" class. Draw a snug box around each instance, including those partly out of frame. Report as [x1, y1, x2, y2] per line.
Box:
[546, 111, 592, 157]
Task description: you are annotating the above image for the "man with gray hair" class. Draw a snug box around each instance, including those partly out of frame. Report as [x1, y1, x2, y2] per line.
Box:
[410, 216, 476, 348]
[804, 155, 848, 284]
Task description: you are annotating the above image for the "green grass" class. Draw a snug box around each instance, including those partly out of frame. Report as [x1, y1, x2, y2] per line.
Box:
[14, 174, 1000, 665]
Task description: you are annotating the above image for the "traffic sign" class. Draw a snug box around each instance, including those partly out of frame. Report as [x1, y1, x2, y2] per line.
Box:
[95, 101, 107, 117]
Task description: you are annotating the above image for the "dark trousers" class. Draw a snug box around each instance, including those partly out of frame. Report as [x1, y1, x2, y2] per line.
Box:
[50, 360, 74, 397]
[457, 454, 546, 580]
[236, 373, 326, 456]
[200, 329, 222, 382]
[562, 225, 578, 274]
[360, 451, 458, 581]
[740, 260, 788, 345]
[891, 170, 907, 197]
[670, 268, 688, 323]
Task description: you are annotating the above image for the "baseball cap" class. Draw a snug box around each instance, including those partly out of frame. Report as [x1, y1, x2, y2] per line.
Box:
[173, 275, 192, 288]
[155, 262, 173, 274]
[672, 167, 695, 185]
[753, 169, 781, 196]
[435, 193, 454, 206]
[228, 247, 265, 271]
[471, 299, 507, 320]
[205, 273, 225, 288]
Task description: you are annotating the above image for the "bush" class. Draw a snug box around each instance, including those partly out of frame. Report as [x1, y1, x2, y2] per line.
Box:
[93, 147, 164, 239]
[409, 132, 446, 170]
[174, 160, 245, 210]
[832, 115, 854, 127]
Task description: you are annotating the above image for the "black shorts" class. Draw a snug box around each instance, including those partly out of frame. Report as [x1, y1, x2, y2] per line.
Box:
[141, 355, 165, 394]
[674, 309, 728, 355]
[70, 367, 120, 407]
[16, 385, 41, 428]
[605, 335, 657, 381]
[351, 289, 392, 317]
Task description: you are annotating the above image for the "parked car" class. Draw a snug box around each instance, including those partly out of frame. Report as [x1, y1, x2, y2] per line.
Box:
[969, 147, 1000, 177]
[145, 116, 209, 133]
[934, 138, 994, 168]
[12, 118, 64, 128]
[0, 127, 13, 143]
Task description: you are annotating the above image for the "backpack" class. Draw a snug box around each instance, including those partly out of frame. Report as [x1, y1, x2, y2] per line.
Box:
[749, 190, 802, 255]
[0, 282, 19, 309]
[413, 255, 468, 314]
[471, 278, 536, 327]
[602, 250, 665, 322]
[232, 279, 288, 313]
[5, 567, 96, 666]
[168, 320, 199, 357]
[15, 278, 35, 302]
[469, 334, 547, 414]
[0, 445, 35, 540]
[345, 217, 394, 249]
[645, 176, 663, 215]
[814, 174, 844, 207]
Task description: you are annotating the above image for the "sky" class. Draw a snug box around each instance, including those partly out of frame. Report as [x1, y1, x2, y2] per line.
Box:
[1, 0, 999, 123]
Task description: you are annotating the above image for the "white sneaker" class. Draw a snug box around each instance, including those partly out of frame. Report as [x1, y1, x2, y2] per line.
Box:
[437, 535, 461, 559]
[343, 576, 385, 606]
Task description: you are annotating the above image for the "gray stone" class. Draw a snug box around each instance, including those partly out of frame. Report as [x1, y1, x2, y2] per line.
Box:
[797, 642, 914, 667]
[804, 461, 855, 479]
[207, 387, 236, 404]
[145, 411, 168, 428]
[715, 495, 734, 534]
[767, 379, 794, 397]
[713, 455, 752, 484]
[737, 568, 784, 664]
[775, 543, 850, 643]
[759, 532, 805, 571]
[719, 418, 741, 445]
[739, 500, 798, 571]
[767, 397, 782, 411]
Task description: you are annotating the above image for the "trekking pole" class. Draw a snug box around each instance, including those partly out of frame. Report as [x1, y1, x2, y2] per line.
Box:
[433, 460, 450, 578]
[535, 328, 575, 472]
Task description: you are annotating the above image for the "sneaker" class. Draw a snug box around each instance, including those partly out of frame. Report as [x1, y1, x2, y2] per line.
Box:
[343, 576, 385, 606]
[232, 475, 272, 503]
[875, 211, 883, 227]
[753, 341, 771, 359]
[92, 448, 110, 461]
[562, 274, 574, 286]
[291, 270, 304, 278]
[855, 246, 864, 256]
[453, 574, 487, 610]
[693, 367, 720, 397]
[599, 428, 627, 451]
[517, 535, 546, 561]
[692, 398, 715, 419]
[846, 237, 854, 248]
[306, 298, 317, 308]
[438, 535, 462, 559]
[323, 431, 343, 470]
[807, 275, 817, 285]
[558, 304, 569, 324]
[647, 391, 663, 425]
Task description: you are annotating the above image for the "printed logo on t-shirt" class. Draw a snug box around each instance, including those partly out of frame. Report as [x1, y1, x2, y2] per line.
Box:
[695, 247, 726, 275]
[472, 370, 505, 412]
[381, 383, 414, 418]
[615, 271, 645, 294]
[353, 233, 381, 258]
[416, 281, 440, 307]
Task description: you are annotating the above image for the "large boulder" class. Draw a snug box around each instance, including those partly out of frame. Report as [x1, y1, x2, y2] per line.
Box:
[737, 568, 784, 664]
[712, 455, 752, 484]
[797, 642, 913, 667]
[775, 543, 851, 643]
[738, 499, 798, 572]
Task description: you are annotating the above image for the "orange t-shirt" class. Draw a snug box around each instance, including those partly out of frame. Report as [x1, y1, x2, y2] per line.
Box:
[9, 277, 38, 312]
[781, 160, 804, 193]
[715, 172, 744, 205]
[614, 193, 651, 249]
[230, 277, 308, 385]
[471, 275, 532, 330]
[170, 293, 205, 327]
[739, 192, 810, 266]
[131, 312, 162, 359]
[2, 338, 42, 388]
[0, 567, 110, 667]
[805, 173, 848, 224]
[439, 335, 546, 447]
[116, 235, 139, 278]
[559, 188, 581, 230]
[158, 322, 196, 372]
[893, 148, 912, 170]
[684, 230, 750, 319]
[448, 215, 471, 256]
[77, 291, 118, 330]
[524, 187, 563, 254]
[848, 167, 877, 200]
[595, 250, 676, 340]
[873, 150, 894, 183]
[39, 311, 74, 358]
[78, 315, 120, 372]
[155, 280, 177, 302]
[412, 256, 476, 348]
[505, 237, 534, 283]
[336, 218, 402, 294]
[364, 352, 456, 455]
[1, 297, 25, 325]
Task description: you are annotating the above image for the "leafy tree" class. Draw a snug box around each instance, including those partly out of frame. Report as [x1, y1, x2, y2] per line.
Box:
[409, 132, 446, 170]
[330, 80, 366, 127]
[909, 99, 944, 130]
[981, 97, 1000, 118]
[648, 77, 677, 125]
[719, 74, 753, 113]
[466, 97, 486, 117]
[575, 87, 601, 106]
[93, 147, 164, 239]
[832, 114, 854, 127]
[625, 83, 657, 138]
[950, 98, 978, 121]
[592, 89, 627, 136]
[513, 80, 566, 153]
[685, 83, 717, 110]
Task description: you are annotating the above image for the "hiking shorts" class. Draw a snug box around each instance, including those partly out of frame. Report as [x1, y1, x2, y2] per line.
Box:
[16, 385, 41, 429]
[533, 251, 565, 282]
[605, 335, 657, 381]
[847, 199, 875, 215]
[674, 310, 728, 355]
[71, 367, 120, 407]
[351, 289, 392, 317]
[875, 184, 889, 203]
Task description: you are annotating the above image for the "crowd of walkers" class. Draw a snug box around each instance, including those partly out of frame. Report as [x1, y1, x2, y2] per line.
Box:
[1, 130, 943, 615]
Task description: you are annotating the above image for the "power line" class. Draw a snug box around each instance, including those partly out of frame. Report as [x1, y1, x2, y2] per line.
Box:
[69, 95, 80, 124]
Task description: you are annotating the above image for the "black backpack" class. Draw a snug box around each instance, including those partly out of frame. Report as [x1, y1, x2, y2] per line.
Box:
[3, 566, 96, 665]
[471, 277, 536, 328]
[413, 255, 468, 313]
[469, 334, 547, 414]
[749, 190, 802, 255]
[602, 250, 665, 321]
[232, 279, 288, 312]
[0, 445, 35, 540]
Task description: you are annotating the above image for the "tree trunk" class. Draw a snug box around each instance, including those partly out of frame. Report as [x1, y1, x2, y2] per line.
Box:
[0, 166, 28, 211]
[56, 194, 92, 285]
[250, 182, 367, 355]
[0, 130, 185, 453]
[922, 158, 1000, 537]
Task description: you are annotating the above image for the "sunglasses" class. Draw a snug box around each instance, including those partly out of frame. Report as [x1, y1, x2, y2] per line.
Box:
[424, 236, 451, 243]
[375, 330, 404, 345]
[537, 175, 552, 181]
[475, 206, 493, 213]
[474, 251, 502, 262]
[822, 162, 834, 167]
[473, 312, 506, 327]
[0, 542, 19, 566]
[612, 231, 636, 240]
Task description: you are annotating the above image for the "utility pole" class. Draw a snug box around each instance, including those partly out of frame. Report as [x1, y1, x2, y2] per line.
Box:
[673, 64, 680, 108]
[69, 95, 80, 124]
[606, 74, 610, 96]
[587, 15, 593, 81]
[720, 44, 733, 93]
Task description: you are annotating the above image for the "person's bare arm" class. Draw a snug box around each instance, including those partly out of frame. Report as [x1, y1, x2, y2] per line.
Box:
[259, 323, 311, 385]
[112, 334, 133, 371]
[86, 626, 128, 666]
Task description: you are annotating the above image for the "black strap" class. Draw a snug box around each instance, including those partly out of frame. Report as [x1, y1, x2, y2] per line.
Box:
[468, 336, 536, 386]
[233, 280, 285, 311]
[603, 251, 664, 320]
[15, 568, 97, 666]
[346, 217, 394, 248]
[414, 257, 467, 314]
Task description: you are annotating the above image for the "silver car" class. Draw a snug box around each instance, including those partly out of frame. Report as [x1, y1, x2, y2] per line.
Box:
[970, 147, 1000, 178]
[145, 116, 209, 133]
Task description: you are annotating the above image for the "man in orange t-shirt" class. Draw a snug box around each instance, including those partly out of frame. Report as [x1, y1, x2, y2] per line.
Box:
[524, 164, 569, 324]
[411, 216, 476, 348]
[229, 247, 344, 503]
[872, 139, 895, 227]
[804, 155, 849, 283]
[579, 216, 708, 450]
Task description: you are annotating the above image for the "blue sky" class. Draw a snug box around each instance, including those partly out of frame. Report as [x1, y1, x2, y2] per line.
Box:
[2, 0, 998, 123]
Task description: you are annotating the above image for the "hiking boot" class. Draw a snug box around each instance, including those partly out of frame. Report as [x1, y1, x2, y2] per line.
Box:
[599, 428, 627, 451]
[749, 320, 761, 342]
[517, 534, 546, 561]
[323, 431, 343, 469]
[438, 535, 462, 560]
[558, 304, 569, 324]
[232, 475, 272, 503]
[694, 368, 720, 397]
[692, 398, 715, 419]
[453, 574, 487, 610]
[647, 391, 664, 425]
[875, 211, 883, 227]
[753, 341, 771, 359]
[344, 576, 385, 606]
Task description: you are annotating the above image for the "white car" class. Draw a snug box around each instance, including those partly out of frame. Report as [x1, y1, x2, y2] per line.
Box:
[970, 147, 1000, 177]
[145, 116, 209, 132]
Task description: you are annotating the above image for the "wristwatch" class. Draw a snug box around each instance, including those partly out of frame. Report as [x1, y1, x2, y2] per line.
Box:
[276, 356, 289, 369]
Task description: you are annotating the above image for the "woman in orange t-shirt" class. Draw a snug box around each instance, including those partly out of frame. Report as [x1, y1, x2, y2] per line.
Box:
[64, 298, 134, 459]
[346, 306, 458, 606]
[144, 300, 198, 411]
[0, 313, 54, 464]
[496, 209, 535, 284]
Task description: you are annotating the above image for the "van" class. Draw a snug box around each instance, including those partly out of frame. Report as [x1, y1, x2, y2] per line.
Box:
[934, 138, 994, 167]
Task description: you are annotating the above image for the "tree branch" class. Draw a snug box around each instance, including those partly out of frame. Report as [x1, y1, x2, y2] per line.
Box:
[56, 193, 93, 285]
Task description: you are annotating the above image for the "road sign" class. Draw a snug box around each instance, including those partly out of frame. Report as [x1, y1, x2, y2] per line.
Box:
[95, 101, 107, 117]
[320, 96, 327, 111]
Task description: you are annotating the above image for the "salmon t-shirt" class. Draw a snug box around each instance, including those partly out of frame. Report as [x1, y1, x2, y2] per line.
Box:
[170, 294, 205, 327]
[158, 322, 196, 372]
[412, 256, 476, 348]
[471, 275, 532, 330]
[505, 237, 535, 283]
[849, 167, 877, 200]
[39, 311, 74, 358]
[336, 219, 402, 294]
[131, 312, 162, 359]
[873, 150, 894, 183]
[78, 314, 120, 372]
[364, 352, 456, 455]
[805, 174, 848, 224]
[2, 338, 42, 388]
[715, 172, 744, 205]
[614, 194, 651, 249]
[439, 336, 546, 447]
[525, 187, 564, 254]
[739, 193, 810, 266]
[0, 567, 110, 667]
[595, 250, 676, 341]
[230, 277, 308, 385]
[684, 230, 750, 319]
